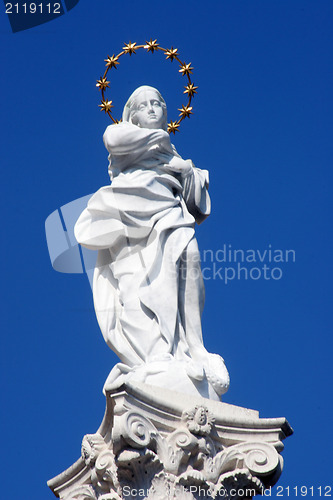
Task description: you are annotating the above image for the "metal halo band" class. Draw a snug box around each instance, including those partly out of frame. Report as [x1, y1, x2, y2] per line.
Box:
[96, 39, 198, 134]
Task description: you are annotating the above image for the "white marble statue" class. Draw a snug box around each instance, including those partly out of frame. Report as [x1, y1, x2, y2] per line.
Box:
[74, 86, 229, 400]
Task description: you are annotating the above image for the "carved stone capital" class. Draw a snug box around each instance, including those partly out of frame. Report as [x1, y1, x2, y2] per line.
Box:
[48, 382, 292, 500]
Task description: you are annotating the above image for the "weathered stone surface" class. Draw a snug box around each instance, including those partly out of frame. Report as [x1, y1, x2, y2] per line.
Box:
[48, 382, 292, 499]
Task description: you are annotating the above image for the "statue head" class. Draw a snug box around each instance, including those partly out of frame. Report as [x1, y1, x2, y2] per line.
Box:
[122, 86, 168, 131]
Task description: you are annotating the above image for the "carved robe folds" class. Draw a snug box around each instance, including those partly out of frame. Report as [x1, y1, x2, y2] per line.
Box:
[75, 122, 229, 399]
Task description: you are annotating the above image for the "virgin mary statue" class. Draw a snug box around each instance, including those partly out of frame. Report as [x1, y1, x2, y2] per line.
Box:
[74, 86, 229, 400]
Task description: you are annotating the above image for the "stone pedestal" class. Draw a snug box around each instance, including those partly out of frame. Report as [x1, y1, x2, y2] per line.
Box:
[48, 382, 292, 500]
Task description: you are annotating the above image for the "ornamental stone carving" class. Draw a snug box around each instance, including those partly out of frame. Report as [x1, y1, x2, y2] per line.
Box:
[48, 382, 292, 500]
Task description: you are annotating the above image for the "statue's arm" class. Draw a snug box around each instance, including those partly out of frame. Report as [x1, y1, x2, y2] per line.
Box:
[103, 123, 171, 156]
[182, 163, 211, 224]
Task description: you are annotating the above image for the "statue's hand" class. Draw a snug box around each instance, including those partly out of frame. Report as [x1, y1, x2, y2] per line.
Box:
[148, 129, 173, 153]
[159, 154, 193, 176]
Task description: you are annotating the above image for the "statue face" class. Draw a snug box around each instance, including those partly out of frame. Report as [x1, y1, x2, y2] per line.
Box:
[132, 90, 165, 129]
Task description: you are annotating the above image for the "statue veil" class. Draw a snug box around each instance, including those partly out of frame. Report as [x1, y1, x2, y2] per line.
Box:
[122, 85, 168, 131]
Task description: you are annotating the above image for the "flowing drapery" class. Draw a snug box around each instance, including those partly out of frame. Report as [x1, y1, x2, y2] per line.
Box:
[75, 123, 228, 398]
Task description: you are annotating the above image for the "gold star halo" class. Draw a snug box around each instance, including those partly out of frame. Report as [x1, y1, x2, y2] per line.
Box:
[167, 120, 180, 134]
[96, 77, 110, 91]
[179, 62, 194, 76]
[122, 41, 137, 55]
[165, 47, 179, 61]
[105, 54, 120, 69]
[144, 39, 159, 53]
[98, 39, 198, 130]
[99, 99, 113, 113]
[184, 83, 198, 97]
[178, 104, 193, 119]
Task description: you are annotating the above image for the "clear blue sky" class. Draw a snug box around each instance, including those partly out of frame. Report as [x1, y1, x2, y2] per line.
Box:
[1, 1, 332, 498]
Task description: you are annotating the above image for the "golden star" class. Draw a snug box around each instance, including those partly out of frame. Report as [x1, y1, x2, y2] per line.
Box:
[96, 77, 110, 91]
[178, 104, 193, 119]
[144, 39, 159, 53]
[179, 62, 193, 76]
[167, 120, 180, 134]
[165, 47, 178, 61]
[104, 54, 120, 69]
[99, 99, 114, 113]
[184, 83, 198, 97]
[123, 41, 137, 55]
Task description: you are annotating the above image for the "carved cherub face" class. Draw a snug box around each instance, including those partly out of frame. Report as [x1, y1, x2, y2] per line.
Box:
[131, 90, 165, 129]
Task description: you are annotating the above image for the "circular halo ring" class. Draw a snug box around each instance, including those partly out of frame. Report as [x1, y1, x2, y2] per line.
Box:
[96, 39, 198, 134]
